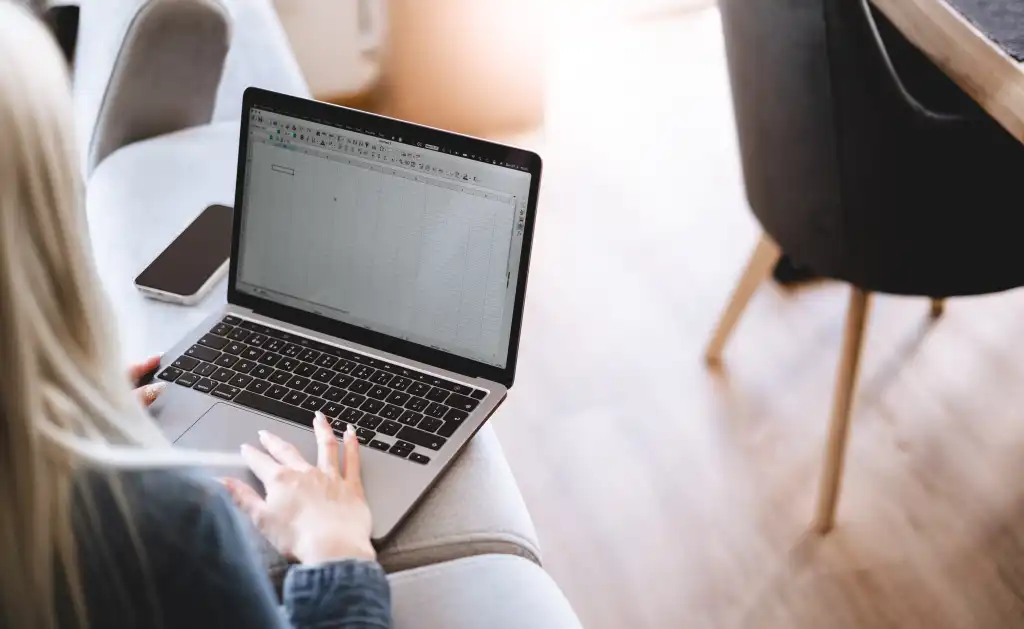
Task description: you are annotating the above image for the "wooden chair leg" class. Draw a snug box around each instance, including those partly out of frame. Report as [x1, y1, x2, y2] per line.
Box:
[815, 287, 872, 534]
[930, 298, 945, 318]
[704, 233, 782, 364]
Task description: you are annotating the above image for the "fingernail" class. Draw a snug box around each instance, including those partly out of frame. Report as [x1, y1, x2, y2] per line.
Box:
[240, 443, 252, 452]
[345, 424, 356, 439]
[315, 411, 326, 424]
[257, 430, 268, 439]
[147, 382, 167, 400]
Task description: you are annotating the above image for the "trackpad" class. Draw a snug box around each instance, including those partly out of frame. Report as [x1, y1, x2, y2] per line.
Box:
[175, 403, 318, 485]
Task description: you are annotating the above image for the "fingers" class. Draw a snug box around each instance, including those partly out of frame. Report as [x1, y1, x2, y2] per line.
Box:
[241, 443, 283, 485]
[128, 355, 162, 384]
[221, 477, 266, 522]
[342, 424, 363, 494]
[258, 430, 311, 470]
[135, 382, 167, 407]
[314, 412, 340, 476]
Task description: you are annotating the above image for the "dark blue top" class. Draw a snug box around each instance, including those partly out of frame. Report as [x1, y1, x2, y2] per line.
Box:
[64, 468, 391, 629]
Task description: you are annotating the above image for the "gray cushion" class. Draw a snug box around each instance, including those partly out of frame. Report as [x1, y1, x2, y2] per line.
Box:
[391, 555, 582, 629]
[85, 122, 541, 572]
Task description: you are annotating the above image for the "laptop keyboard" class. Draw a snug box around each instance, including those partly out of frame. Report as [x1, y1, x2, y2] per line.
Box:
[156, 316, 488, 465]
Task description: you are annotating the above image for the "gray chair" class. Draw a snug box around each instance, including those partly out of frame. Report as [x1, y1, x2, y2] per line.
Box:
[707, 0, 1024, 532]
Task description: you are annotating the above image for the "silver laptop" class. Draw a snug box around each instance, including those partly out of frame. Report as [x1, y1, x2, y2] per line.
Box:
[150, 88, 541, 542]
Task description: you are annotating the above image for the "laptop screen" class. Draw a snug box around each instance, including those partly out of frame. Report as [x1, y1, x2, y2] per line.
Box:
[235, 107, 533, 369]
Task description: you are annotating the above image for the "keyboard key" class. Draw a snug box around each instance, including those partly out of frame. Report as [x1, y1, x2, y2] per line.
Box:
[214, 354, 239, 368]
[367, 385, 391, 400]
[242, 347, 264, 361]
[360, 399, 384, 414]
[172, 356, 199, 371]
[186, 344, 220, 362]
[349, 380, 371, 394]
[212, 368, 234, 382]
[234, 391, 314, 427]
[322, 387, 345, 402]
[470, 389, 487, 400]
[419, 417, 443, 433]
[246, 379, 270, 394]
[212, 384, 240, 400]
[405, 397, 428, 412]
[176, 372, 199, 388]
[294, 363, 316, 377]
[211, 323, 233, 336]
[426, 376, 457, 391]
[445, 394, 480, 412]
[258, 352, 282, 366]
[409, 452, 430, 465]
[370, 371, 393, 386]
[224, 342, 245, 355]
[408, 382, 431, 397]
[353, 365, 374, 380]
[246, 333, 268, 348]
[336, 360, 356, 375]
[426, 387, 450, 403]
[266, 385, 288, 400]
[444, 408, 469, 422]
[330, 419, 348, 435]
[283, 391, 307, 406]
[323, 402, 345, 418]
[312, 368, 335, 383]
[359, 415, 382, 430]
[315, 354, 339, 369]
[198, 334, 228, 350]
[297, 349, 320, 363]
[233, 359, 256, 374]
[240, 320, 272, 334]
[380, 404, 403, 420]
[263, 339, 285, 353]
[342, 392, 366, 407]
[158, 367, 183, 382]
[228, 373, 253, 388]
[277, 357, 301, 372]
[450, 382, 475, 396]
[397, 426, 446, 450]
[385, 391, 411, 406]
[368, 440, 390, 452]
[399, 410, 422, 427]
[252, 365, 274, 379]
[227, 328, 251, 342]
[379, 419, 401, 436]
[389, 376, 411, 391]
[193, 378, 216, 393]
[389, 443, 412, 458]
[437, 421, 461, 438]
[330, 373, 354, 388]
[286, 376, 311, 390]
[425, 402, 447, 419]
[355, 428, 375, 444]
[341, 407, 364, 423]
[222, 315, 241, 325]
[282, 343, 302, 358]
[193, 362, 217, 377]
[301, 397, 326, 412]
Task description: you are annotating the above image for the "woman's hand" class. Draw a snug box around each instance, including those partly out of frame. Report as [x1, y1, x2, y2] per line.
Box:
[223, 412, 375, 564]
[129, 355, 166, 406]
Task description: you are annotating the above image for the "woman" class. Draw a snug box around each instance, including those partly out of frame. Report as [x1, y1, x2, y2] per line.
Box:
[0, 3, 390, 628]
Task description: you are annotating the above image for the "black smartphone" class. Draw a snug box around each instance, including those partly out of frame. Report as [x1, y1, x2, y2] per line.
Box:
[134, 204, 233, 305]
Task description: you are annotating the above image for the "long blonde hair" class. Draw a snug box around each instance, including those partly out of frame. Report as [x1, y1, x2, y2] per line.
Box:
[0, 4, 225, 627]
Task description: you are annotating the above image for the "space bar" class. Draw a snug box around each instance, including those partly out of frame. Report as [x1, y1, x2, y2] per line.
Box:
[234, 392, 314, 428]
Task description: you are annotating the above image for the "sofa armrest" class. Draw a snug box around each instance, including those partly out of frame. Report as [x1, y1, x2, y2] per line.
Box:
[77, 0, 230, 173]
[390, 556, 582, 629]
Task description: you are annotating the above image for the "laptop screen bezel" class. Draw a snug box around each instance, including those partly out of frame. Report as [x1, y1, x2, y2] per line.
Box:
[229, 88, 541, 388]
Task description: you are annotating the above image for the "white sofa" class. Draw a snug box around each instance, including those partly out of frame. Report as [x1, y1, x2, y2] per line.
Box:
[72, 1, 581, 627]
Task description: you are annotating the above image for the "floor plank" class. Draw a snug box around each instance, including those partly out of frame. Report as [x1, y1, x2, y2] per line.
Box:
[489, 9, 1024, 628]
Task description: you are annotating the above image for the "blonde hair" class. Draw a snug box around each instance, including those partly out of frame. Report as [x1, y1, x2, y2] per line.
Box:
[0, 4, 234, 627]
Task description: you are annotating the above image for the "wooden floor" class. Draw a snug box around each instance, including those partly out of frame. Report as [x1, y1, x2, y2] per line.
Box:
[488, 9, 1024, 629]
